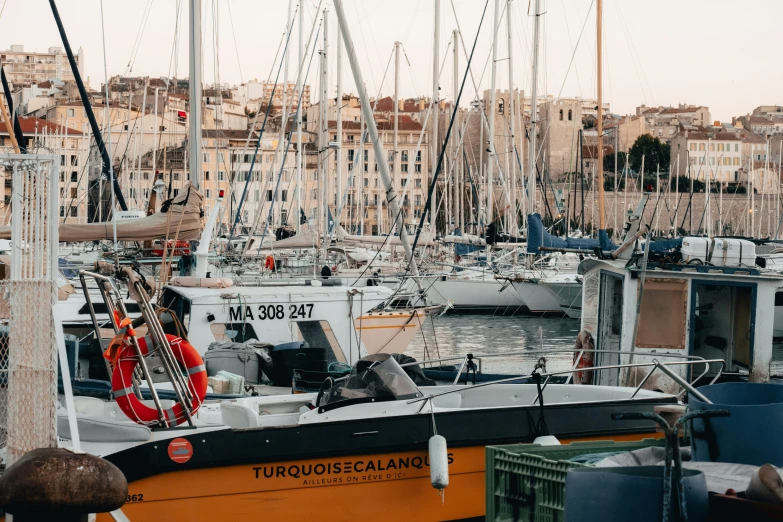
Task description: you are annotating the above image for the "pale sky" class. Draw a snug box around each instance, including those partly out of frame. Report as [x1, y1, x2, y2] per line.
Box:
[1, 0, 782, 122]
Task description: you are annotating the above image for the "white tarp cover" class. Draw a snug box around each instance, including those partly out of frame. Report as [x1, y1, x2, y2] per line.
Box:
[334, 224, 434, 248]
[0, 184, 204, 242]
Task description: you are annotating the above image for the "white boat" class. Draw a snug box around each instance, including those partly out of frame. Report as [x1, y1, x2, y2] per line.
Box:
[541, 272, 583, 318]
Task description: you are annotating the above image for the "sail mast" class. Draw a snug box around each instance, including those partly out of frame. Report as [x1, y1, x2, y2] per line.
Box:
[596, 0, 605, 230]
[333, 0, 423, 287]
[527, 0, 541, 220]
[188, 0, 202, 190]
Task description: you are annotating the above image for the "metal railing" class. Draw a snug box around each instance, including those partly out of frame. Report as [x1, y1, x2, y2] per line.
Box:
[79, 268, 196, 427]
[406, 357, 725, 407]
[400, 348, 723, 401]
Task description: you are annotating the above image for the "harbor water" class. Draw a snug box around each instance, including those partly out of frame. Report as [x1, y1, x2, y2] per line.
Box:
[409, 314, 783, 377]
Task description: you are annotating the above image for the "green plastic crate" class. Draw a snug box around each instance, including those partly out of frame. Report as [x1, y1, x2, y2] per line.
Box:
[486, 439, 666, 522]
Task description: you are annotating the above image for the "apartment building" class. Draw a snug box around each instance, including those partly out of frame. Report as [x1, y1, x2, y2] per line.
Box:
[0, 45, 84, 87]
[670, 127, 742, 183]
[0, 117, 90, 223]
[637, 104, 711, 143]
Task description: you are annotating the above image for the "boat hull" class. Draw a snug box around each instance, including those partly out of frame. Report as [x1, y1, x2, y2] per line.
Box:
[96, 397, 669, 521]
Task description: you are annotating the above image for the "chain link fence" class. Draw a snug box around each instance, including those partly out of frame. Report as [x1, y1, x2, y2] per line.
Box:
[1, 155, 59, 467]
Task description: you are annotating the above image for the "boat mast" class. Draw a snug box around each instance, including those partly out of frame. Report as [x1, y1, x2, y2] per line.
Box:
[393, 40, 401, 234]
[487, 0, 500, 263]
[596, 0, 605, 231]
[452, 31, 459, 232]
[321, 9, 329, 254]
[527, 0, 541, 222]
[333, 0, 423, 287]
[431, 0, 440, 233]
[188, 0, 202, 191]
[336, 21, 344, 231]
[296, 0, 305, 233]
[506, 0, 516, 240]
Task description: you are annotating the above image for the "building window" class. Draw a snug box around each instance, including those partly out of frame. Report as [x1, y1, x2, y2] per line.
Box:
[559, 109, 563, 121]
[267, 190, 273, 202]
[60, 155, 66, 166]
[206, 189, 211, 198]
[401, 179, 407, 187]
[415, 163, 421, 173]
[70, 187, 77, 198]
[70, 206, 77, 217]
[205, 171, 210, 180]
[282, 190, 288, 202]
[59, 206, 65, 217]
[218, 171, 225, 181]
[70, 156, 77, 166]
[568, 109, 572, 121]
[415, 178, 422, 188]
[143, 172, 149, 180]
[203, 152, 210, 163]
[173, 173, 180, 180]
[348, 149, 355, 162]
[401, 163, 408, 173]
[59, 172, 65, 182]
[363, 178, 368, 187]
[70, 172, 77, 182]
[67, 108, 75, 117]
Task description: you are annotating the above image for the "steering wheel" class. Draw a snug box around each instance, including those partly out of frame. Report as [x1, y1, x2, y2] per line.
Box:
[315, 377, 335, 409]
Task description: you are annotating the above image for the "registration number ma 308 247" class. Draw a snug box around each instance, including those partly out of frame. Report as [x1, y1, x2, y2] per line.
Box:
[229, 303, 314, 322]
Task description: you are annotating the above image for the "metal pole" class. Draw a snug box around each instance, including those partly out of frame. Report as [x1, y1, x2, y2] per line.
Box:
[393, 41, 401, 233]
[296, 0, 305, 233]
[322, 9, 329, 252]
[596, 0, 605, 230]
[333, 0, 423, 287]
[336, 20, 344, 230]
[432, 0, 441, 233]
[486, 0, 500, 264]
[452, 32, 459, 232]
[506, 2, 516, 242]
[188, 0, 202, 190]
[527, 0, 541, 221]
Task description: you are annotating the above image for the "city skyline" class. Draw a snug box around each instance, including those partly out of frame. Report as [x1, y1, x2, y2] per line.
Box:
[1, 1, 782, 122]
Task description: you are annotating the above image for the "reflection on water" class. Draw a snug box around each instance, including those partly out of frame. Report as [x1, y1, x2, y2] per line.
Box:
[407, 314, 582, 375]
[408, 314, 783, 378]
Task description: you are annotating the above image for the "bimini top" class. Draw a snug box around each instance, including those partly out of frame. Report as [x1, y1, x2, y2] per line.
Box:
[318, 354, 423, 411]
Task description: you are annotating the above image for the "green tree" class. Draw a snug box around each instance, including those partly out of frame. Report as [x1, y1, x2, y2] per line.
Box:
[628, 134, 670, 175]
[603, 151, 628, 173]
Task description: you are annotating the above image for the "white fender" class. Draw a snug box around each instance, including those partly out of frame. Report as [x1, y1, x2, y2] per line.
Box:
[429, 434, 449, 490]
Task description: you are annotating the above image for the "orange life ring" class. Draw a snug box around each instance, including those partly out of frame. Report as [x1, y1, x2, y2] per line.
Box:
[573, 330, 595, 385]
[111, 334, 207, 426]
[265, 255, 275, 271]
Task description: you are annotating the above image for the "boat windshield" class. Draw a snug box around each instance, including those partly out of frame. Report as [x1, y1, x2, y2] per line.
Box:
[320, 354, 422, 408]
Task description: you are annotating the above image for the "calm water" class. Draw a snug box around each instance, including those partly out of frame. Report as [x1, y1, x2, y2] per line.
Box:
[407, 314, 783, 377]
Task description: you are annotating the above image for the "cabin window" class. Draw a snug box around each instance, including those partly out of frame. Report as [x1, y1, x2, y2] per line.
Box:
[291, 320, 345, 364]
[210, 322, 258, 343]
[636, 278, 687, 349]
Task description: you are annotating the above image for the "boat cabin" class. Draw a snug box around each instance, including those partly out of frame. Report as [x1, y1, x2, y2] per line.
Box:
[158, 282, 393, 365]
[578, 258, 783, 391]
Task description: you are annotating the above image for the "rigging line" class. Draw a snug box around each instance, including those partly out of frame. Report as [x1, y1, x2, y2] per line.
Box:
[559, 0, 582, 96]
[255, 19, 322, 262]
[615, 0, 655, 105]
[554, 0, 593, 100]
[352, 2, 379, 96]
[411, 0, 490, 257]
[229, 6, 299, 241]
[126, 0, 155, 75]
[613, 0, 652, 105]
[226, 0, 244, 85]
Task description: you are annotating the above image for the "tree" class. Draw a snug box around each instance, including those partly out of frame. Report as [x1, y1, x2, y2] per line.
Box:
[603, 151, 628, 173]
[628, 134, 670, 175]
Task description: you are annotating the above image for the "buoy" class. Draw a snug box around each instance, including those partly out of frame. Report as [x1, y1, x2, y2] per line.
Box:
[429, 434, 449, 493]
[533, 435, 561, 446]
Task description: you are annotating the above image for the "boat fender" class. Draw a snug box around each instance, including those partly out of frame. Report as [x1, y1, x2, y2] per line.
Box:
[265, 255, 275, 271]
[533, 435, 561, 446]
[573, 330, 594, 385]
[429, 434, 449, 493]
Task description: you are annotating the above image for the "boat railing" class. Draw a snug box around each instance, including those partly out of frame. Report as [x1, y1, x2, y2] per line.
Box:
[405, 357, 726, 408]
[401, 349, 722, 399]
[401, 349, 714, 387]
